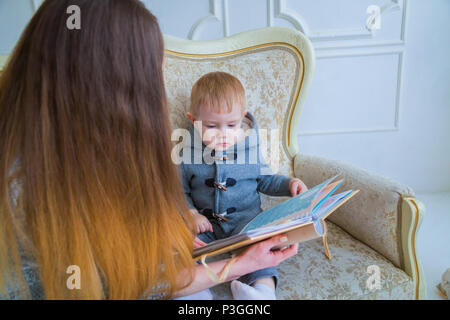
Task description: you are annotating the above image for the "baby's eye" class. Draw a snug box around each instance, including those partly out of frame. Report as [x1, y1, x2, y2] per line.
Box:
[228, 124, 236, 128]
[206, 125, 216, 128]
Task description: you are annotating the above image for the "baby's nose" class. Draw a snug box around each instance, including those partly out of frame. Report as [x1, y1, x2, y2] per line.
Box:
[217, 127, 228, 136]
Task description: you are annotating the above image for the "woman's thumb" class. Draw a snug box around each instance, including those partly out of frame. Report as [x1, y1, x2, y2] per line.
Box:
[264, 234, 288, 248]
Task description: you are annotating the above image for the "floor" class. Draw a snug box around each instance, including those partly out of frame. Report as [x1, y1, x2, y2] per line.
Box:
[415, 192, 450, 300]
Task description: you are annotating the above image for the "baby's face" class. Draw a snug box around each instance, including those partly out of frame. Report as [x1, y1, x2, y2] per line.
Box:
[190, 105, 246, 152]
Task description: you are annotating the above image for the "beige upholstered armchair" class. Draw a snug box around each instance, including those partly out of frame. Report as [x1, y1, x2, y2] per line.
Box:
[163, 27, 426, 300]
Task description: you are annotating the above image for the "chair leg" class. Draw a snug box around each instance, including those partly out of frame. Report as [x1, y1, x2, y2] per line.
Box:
[321, 220, 332, 259]
[323, 234, 332, 260]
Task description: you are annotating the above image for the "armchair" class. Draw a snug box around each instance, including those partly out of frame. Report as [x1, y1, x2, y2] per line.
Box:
[163, 27, 426, 300]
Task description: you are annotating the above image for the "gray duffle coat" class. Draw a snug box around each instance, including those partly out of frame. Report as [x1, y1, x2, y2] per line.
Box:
[179, 112, 292, 238]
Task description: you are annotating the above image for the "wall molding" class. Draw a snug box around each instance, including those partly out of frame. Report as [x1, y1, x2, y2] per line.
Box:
[267, 0, 406, 50]
[169, 0, 406, 46]
[315, 0, 407, 50]
[24, 0, 406, 137]
[187, 0, 229, 40]
[265, 0, 407, 136]
[299, 50, 404, 136]
[30, 0, 42, 12]
[28, 0, 406, 50]
[315, 44, 404, 59]
[298, 127, 399, 137]
[271, 0, 382, 41]
[271, 0, 309, 34]
[152, 0, 406, 50]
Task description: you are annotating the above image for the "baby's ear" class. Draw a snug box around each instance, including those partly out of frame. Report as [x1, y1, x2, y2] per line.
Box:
[186, 112, 195, 123]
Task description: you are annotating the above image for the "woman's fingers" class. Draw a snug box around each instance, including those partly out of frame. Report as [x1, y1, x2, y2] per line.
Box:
[276, 242, 299, 260]
[235, 234, 299, 274]
[261, 234, 289, 250]
[262, 236, 298, 265]
[264, 235, 299, 258]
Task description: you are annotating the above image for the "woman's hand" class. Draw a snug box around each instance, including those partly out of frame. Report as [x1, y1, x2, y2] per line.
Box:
[173, 234, 298, 298]
[289, 178, 308, 197]
[233, 234, 299, 276]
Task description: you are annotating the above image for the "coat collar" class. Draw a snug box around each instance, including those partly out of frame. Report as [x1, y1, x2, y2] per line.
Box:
[182, 112, 260, 164]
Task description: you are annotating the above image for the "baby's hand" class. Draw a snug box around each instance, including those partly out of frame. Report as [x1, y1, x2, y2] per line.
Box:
[289, 178, 308, 197]
[190, 209, 213, 234]
[193, 237, 207, 248]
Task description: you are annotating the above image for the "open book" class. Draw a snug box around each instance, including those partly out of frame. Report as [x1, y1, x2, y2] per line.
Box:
[193, 174, 359, 260]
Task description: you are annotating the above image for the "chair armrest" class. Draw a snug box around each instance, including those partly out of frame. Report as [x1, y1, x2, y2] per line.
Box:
[293, 153, 418, 270]
[293, 153, 427, 299]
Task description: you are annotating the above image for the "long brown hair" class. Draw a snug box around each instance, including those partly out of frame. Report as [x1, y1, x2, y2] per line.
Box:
[0, 0, 194, 299]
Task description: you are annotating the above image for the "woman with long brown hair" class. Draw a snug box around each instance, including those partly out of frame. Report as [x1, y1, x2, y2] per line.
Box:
[0, 0, 298, 300]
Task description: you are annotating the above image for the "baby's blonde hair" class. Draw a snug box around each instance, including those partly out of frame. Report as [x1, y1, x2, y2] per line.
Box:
[190, 71, 246, 116]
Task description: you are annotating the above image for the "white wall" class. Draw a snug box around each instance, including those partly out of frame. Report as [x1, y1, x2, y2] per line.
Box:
[1, 0, 449, 193]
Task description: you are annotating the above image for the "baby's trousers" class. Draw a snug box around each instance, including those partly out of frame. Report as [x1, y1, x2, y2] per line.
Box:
[197, 231, 279, 288]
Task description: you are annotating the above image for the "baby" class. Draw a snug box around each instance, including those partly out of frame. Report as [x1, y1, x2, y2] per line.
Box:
[179, 71, 308, 300]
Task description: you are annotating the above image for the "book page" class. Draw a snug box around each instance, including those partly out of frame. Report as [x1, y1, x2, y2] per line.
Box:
[312, 190, 353, 220]
[314, 189, 359, 221]
[246, 215, 313, 238]
[239, 174, 341, 233]
[311, 180, 343, 210]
